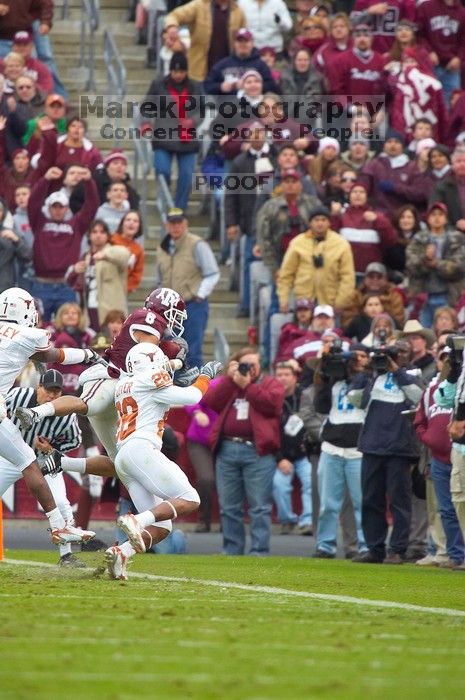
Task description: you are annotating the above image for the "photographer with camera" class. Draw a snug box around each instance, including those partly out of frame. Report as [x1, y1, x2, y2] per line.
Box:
[312, 341, 369, 558]
[203, 346, 285, 555]
[347, 338, 423, 564]
[272, 361, 323, 536]
[434, 334, 465, 548]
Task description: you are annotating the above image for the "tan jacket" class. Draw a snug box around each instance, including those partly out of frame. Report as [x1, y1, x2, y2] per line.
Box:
[277, 229, 355, 309]
[157, 231, 203, 301]
[166, 0, 246, 81]
[94, 244, 131, 324]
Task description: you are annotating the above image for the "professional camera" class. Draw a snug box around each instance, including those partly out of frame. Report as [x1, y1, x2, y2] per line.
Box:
[369, 346, 400, 373]
[312, 254, 324, 268]
[320, 338, 350, 380]
[238, 362, 252, 376]
[445, 334, 465, 365]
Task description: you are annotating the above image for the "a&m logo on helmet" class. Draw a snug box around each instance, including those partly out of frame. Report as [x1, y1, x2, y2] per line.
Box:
[155, 288, 182, 307]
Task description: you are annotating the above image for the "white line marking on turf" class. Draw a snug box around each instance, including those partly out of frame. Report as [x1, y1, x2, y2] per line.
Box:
[3, 557, 465, 618]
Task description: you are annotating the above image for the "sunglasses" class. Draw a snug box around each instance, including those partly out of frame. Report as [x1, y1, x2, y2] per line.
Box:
[342, 176, 357, 182]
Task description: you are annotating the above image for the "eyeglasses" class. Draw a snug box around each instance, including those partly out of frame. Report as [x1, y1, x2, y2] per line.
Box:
[342, 176, 357, 182]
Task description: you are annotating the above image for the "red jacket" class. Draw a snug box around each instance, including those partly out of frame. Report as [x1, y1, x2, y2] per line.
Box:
[203, 374, 285, 456]
[332, 205, 399, 274]
[328, 48, 386, 97]
[313, 39, 352, 92]
[353, 0, 416, 54]
[414, 377, 452, 464]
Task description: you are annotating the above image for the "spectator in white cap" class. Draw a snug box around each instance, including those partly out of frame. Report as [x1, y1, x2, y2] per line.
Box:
[308, 137, 342, 186]
[71, 149, 140, 213]
[238, 0, 292, 56]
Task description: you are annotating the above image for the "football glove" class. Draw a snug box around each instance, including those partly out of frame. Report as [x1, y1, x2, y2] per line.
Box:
[174, 366, 200, 387]
[200, 361, 223, 379]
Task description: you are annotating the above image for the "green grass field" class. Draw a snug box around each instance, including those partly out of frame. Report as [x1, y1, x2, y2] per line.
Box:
[1, 549, 465, 700]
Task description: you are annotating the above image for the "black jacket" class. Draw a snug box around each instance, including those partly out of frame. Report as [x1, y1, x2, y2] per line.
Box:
[70, 168, 140, 213]
[431, 174, 465, 227]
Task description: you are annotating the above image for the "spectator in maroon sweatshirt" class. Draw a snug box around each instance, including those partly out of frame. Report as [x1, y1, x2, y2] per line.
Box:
[36, 116, 102, 175]
[384, 19, 434, 84]
[312, 12, 352, 92]
[445, 89, 465, 148]
[416, 0, 465, 107]
[359, 129, 429, 216]
[351, 0, 416, 53]
[414, 347, 465, 568]
[331, 181, 399, 279]
[27, 165, 99, 321]
[327, 22, 386, 101]
[0, 30, 53, 94]
[0, 0, 53, 55]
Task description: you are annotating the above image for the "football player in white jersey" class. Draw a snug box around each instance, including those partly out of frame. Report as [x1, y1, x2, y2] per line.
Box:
[16, 288, 193, 469]
[0, 287, 97, 545]
[105, 343, 222, 580]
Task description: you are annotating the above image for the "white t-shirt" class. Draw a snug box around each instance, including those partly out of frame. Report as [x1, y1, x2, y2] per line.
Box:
[0, 323, 50, 395]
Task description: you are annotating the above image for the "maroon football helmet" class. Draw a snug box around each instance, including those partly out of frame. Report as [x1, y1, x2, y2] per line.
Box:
[144, 287, 187, 337]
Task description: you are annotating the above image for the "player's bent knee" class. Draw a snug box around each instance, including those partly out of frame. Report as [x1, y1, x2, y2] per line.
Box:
[153, 519, 172, 533]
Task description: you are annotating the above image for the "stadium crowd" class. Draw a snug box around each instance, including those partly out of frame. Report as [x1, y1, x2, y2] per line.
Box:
[1, 0, 465, 569]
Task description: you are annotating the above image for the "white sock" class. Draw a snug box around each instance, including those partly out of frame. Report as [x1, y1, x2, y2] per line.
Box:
[119, 540, 136, 558]
[134, 511, 156, 528]
[59, 543, 72, 557]
[61, 456, 87, 474]
[46, 507, 65, 530]
[33, 402, 55, 419]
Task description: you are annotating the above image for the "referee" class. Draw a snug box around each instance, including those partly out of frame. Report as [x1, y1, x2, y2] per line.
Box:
[5, 370, 84, 567]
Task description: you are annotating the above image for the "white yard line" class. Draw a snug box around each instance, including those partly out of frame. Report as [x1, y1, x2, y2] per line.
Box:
[3, 557, 465, 618]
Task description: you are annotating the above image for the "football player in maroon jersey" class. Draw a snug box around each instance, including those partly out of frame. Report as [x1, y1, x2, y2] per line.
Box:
[15, 288, 193, 474]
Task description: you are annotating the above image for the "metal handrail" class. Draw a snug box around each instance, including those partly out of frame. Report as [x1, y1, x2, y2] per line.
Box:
[60, 0, 70, 20]
[103, 29, 127, 146]
[132, 132, 152, 234]
[156, 173, 174, 237]
[80, 0, 99, 91]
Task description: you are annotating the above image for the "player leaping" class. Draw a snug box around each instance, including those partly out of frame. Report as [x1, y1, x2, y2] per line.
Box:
[105, 343, 222, 580]
[0, 287, 96, 545]
[15, 288, 193, 475]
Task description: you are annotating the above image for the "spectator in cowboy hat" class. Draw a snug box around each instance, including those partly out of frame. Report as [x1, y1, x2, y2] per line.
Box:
[399, 320, 437, 386]
[406, 201, 465, 328]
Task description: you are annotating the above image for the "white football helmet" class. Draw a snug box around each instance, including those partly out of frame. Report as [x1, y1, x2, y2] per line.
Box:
[0, 287, 38, 327]
[125, 342, 172, 377]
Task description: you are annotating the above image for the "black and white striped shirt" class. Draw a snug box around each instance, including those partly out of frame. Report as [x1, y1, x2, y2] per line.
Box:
[6, 388, 82, 454]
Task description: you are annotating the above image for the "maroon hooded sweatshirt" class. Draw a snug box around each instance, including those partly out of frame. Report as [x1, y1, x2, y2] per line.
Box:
[27, 176, 99, 278]
[359, 153, 428, 215]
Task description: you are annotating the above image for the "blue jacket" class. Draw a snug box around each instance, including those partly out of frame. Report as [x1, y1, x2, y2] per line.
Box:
[348, 369, 423, 457]
[204, 49, 279, 96]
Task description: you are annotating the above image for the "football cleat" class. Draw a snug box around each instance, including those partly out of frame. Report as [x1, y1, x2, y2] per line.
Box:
[117, 513, 146, 553]
[50, 525, 96, 545]
[105, 546, 129, 580]
[38, 449, 63, 476]
[59, 553, 86, 568]
[15, 406, 40, 430]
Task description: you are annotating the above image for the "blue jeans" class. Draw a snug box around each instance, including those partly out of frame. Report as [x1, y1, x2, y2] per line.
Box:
[31, 280, 77, 322]
[273, 456, 312, 526]
[0, 40, 12, 58]
[430, 458, 465, 564]
[32, 20, 69, 99]
[420, 292, 448, 329]
[317, 450, 367, 555]
[184, 298, 209, 368]
[154, 149, 197, 212]
[117, 496, 187, 553]
[215, 439, 276, 555]
[238, 234, 257, 315]
[434, 66, 460, 108]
